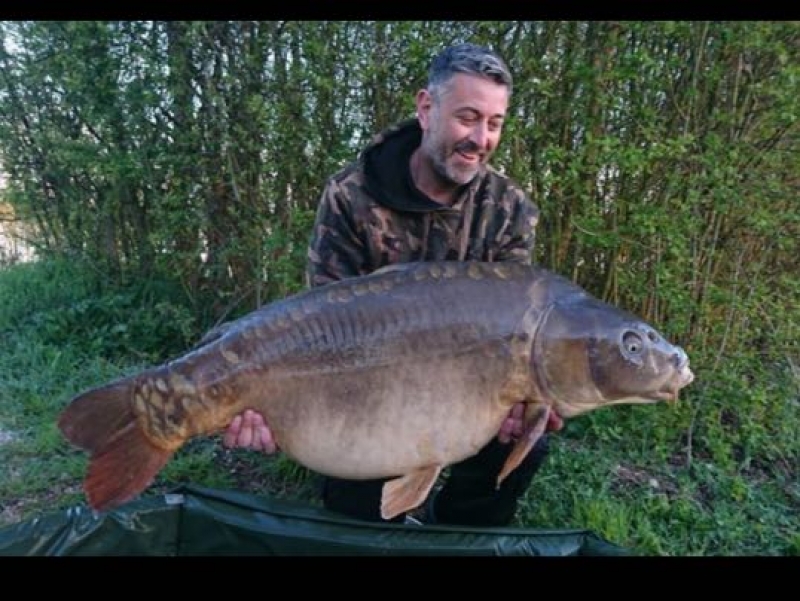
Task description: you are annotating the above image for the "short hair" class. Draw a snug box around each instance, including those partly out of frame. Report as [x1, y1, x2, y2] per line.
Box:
[427, 43, 513, 101]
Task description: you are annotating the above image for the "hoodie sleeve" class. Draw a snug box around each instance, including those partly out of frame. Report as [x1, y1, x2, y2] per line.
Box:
[494, 188, 539, 266]
[305, 177, 369, 288]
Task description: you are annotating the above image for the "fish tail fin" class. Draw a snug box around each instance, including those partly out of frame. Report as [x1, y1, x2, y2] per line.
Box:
[58, 375, 173, 512]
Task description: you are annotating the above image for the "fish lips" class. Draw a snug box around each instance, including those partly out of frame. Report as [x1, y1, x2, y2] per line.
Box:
[675, 366, 696, 400]
[653, 365, 695, 403]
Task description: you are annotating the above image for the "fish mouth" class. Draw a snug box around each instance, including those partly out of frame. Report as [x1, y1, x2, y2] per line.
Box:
[654, 368, 695, 404]
[649, 383, 686, 404]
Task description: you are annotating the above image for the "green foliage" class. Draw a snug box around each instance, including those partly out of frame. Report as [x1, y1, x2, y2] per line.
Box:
[26, 293, 197, 364]
[0, 257, 97, 332]
[0, 256, 199, 364]
[260, 207, 316, 301]
[516, 403, 797, 555]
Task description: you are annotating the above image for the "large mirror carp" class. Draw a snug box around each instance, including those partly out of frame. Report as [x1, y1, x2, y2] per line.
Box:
[58, 261, 694, 519]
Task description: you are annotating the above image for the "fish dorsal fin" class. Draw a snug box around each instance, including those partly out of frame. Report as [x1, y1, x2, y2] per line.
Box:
[496, 404, 551, 487]
[381, 465, 443, 520]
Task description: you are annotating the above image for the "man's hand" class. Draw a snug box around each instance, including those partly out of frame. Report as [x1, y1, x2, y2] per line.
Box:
[497, 402, 563, 444]
[497, 402, 526, 444]
[223, 409, 278, 454]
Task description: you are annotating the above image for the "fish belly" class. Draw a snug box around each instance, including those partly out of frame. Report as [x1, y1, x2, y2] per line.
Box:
[254, 339, 521, 479]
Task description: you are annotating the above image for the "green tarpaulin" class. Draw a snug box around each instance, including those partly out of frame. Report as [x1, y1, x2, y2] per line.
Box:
[0, 484, 630, 556]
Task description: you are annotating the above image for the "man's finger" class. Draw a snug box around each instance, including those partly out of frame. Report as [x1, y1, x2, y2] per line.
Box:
[497, 417, 515, 444]
[238, 410, 255, 448]
[547, 410, 564, 432]
[223, 414, 242, 448]
[259, 425, 277, 454]
[510, 402, 525, 420]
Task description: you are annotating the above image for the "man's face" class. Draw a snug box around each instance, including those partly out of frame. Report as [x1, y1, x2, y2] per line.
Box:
[417, 73, 509, 186]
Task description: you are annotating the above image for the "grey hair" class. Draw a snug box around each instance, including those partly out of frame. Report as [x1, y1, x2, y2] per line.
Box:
[427, 43, 513, 101]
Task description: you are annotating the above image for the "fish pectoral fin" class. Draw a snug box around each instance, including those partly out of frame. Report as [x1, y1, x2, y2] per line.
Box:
[381, 465, 443, 520]
[496, 404, 550, 488]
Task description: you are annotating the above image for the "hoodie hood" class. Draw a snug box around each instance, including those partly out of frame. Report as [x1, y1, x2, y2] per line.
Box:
[362, 119, 475, 213]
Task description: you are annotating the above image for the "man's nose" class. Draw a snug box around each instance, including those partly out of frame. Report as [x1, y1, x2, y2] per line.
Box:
[470, 122, 489, 149]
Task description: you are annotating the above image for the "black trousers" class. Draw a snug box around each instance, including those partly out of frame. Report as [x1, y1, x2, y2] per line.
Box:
[321, 435, 550, 527]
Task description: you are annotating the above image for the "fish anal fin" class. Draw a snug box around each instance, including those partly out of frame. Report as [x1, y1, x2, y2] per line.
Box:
[381, 465, 442, 520]
[496, 404, 550, 488]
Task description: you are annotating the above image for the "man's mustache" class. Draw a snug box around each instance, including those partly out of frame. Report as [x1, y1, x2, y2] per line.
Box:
[454, 140, 482, 156]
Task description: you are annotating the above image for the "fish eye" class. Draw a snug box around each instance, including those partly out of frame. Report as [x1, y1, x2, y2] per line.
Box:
[622, 331, 644, 354]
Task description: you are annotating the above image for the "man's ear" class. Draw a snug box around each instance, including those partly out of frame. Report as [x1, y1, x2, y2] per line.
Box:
[415, 89, 433, 131]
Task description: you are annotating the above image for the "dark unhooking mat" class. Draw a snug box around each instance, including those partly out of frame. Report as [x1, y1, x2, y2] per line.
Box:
[0, 484, 630, 556]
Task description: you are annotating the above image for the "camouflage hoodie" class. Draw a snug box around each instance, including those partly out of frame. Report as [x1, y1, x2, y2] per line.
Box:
[306, 118, 539, 288]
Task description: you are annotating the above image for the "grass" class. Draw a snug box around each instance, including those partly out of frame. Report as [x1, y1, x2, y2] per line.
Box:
[0, 258, 797, 555]
[516, 426, 798, 555]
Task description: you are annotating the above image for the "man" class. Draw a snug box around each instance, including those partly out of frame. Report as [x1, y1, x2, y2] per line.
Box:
[224, 43, 562, 526]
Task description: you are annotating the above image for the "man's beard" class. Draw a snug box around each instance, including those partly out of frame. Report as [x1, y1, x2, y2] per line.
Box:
[424, 133, 482, 186]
